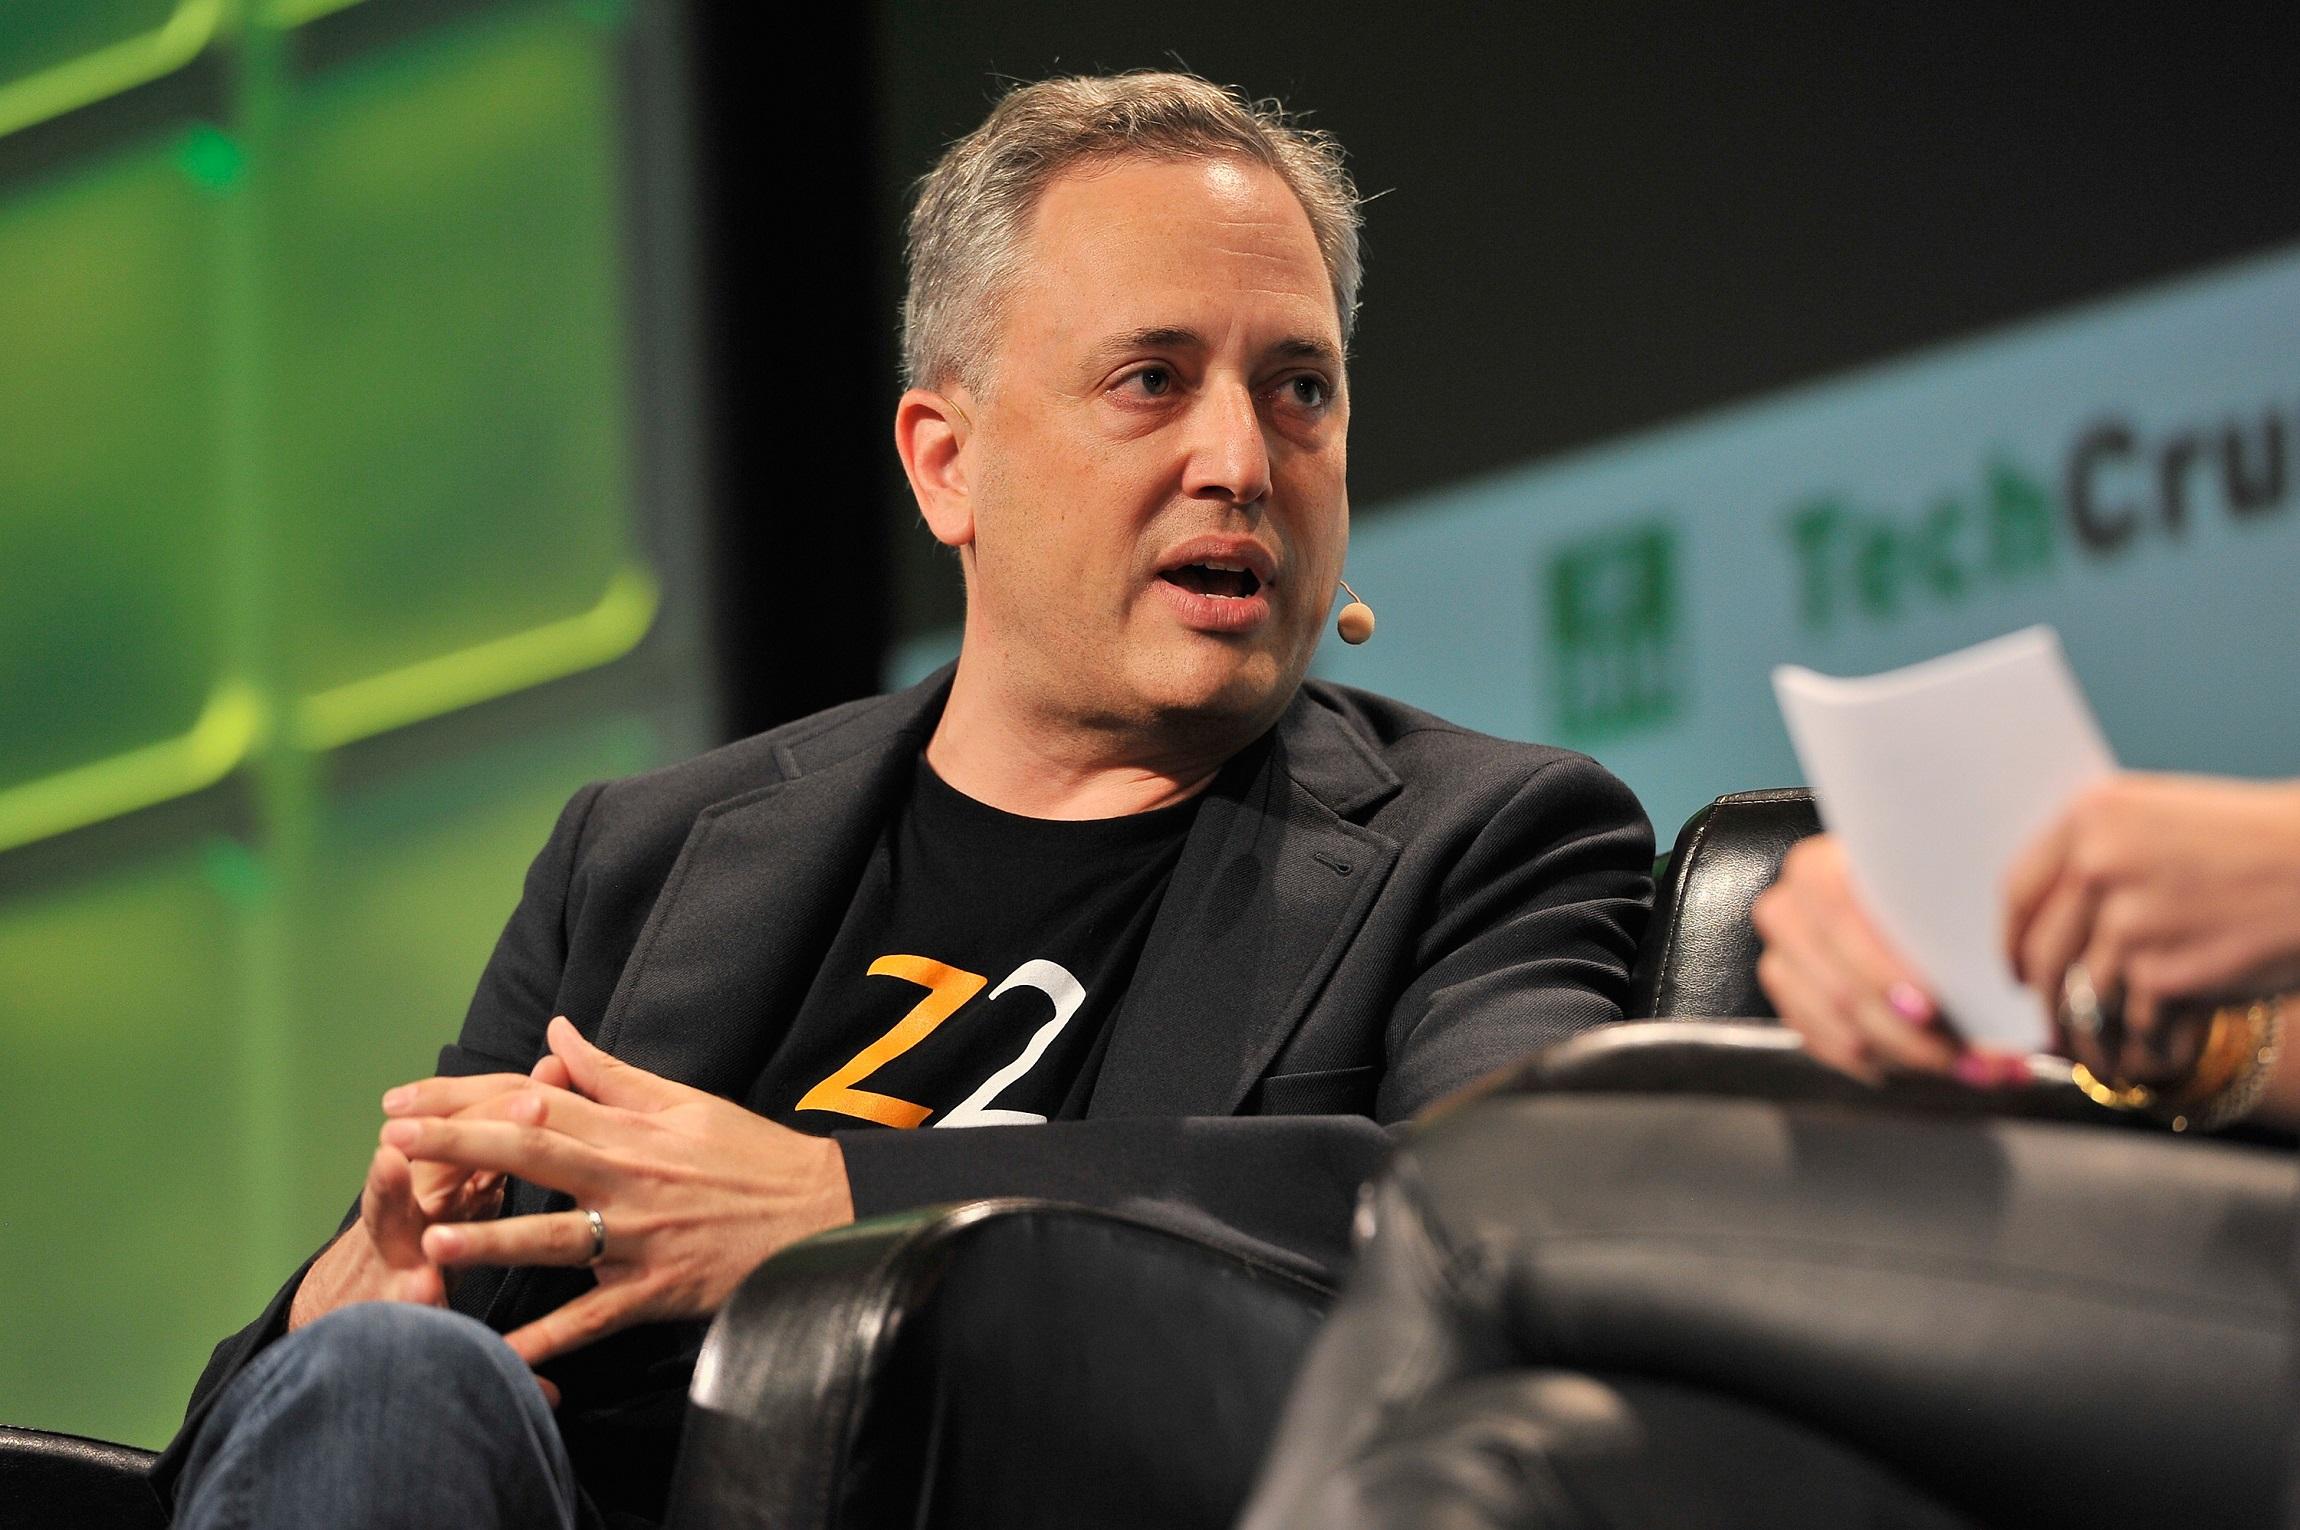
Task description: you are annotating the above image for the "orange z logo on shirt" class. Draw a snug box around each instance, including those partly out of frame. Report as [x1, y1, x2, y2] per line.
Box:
[795, 955, 986, 1129]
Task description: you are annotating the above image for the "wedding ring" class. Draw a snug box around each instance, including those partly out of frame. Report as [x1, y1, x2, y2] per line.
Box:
[582, 1207, 607, 1266]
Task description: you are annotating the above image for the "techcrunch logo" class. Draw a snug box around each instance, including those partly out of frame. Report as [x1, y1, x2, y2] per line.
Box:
[1786, 458, 2053, 628]
[1534, 396, 2292, 743]
[1544, 522, 1682, 740]
[1785, 400, 2294, 630]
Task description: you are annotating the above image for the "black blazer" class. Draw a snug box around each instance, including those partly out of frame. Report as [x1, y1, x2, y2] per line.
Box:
[157, 670, 1651, 1512]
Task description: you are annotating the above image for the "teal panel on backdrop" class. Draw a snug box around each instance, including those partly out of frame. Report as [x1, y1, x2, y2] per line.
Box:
[1315, 241, 2300, 838]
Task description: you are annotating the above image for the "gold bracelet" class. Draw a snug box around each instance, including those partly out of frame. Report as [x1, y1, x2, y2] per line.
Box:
[2162, 997, 2284, 1133]
[2066, 997, 2285, 1132]
[2067, 1060, 2154, 1113]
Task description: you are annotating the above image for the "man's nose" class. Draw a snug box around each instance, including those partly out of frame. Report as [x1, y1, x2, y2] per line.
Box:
[1179, 381, 1273, 507]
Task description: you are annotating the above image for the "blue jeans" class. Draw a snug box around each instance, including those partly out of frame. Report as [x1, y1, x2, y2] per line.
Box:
[172, 1303, 581, 1530]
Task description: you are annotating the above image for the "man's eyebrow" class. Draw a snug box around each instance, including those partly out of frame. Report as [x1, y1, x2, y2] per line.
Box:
[1091, 326, 1207, 361]
[1271, 336, 1342, 366]
[1087, 328, 1342, 367]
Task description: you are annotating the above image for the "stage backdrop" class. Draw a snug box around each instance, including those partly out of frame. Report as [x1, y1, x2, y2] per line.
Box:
[892, 241, 2300, 838]
[0, 0, 712, 1448]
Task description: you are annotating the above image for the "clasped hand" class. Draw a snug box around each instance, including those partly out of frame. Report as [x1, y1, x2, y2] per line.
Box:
[374, 1016, 853, 1370]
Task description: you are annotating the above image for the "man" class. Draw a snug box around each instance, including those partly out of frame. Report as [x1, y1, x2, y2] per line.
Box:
[156, 72, 1652, 1529]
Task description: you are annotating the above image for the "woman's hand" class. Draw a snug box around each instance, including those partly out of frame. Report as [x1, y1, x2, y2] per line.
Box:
[1998, 773, 2300, 1093]
[1754, 776, 2300, 1123]
[1751, 833, 2021, 1084]
[2003, 773, 2300, 1029]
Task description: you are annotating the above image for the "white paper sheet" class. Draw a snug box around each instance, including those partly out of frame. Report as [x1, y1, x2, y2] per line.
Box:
[1772, 627, 2117, 1050]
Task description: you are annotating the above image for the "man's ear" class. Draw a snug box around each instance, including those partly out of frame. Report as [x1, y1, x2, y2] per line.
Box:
[894, 385, 976, 549]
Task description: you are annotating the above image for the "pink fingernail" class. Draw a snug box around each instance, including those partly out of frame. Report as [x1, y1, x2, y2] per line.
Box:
[1886, 983, 1936, 1026]
[429, 1228, 463, 1258]
[381, 1086, 413, 1114]
[1955, 1054, 2029, 1090]
[380, 1120, 418, 1149]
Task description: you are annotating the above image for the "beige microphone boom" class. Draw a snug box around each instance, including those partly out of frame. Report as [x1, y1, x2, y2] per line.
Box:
[1336, 579, 1376, 645]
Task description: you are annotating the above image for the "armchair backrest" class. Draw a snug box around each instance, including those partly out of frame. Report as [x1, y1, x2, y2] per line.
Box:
[1625, 787, 1819, 1021]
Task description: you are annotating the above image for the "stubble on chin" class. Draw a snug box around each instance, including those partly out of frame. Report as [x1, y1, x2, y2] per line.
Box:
[1126, 631, 1307, 736]
[994, 579, 1315, 745]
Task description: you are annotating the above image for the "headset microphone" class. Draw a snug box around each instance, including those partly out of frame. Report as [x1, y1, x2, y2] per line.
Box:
[1335, 579, 1376, 645]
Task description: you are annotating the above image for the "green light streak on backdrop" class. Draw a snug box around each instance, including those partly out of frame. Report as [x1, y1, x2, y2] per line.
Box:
[0, 0, 221, 141]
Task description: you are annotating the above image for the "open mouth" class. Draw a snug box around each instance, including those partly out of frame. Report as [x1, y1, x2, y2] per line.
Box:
[1159, 564, 1264, 599]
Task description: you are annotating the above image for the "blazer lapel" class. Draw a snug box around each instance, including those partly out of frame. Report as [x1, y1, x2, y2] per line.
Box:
[1089, 694, 1403, 1118]
[592, 675, 947, 1102]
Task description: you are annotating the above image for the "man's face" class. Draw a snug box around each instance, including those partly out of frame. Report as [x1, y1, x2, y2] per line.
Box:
[947, 154, 1350, 737]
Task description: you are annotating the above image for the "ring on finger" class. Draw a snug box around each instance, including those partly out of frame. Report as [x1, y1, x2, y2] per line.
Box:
[2060, 961, 2106, 1037]
[581, 1207, 607, 1266]
[2061, 959, 2130, 1069]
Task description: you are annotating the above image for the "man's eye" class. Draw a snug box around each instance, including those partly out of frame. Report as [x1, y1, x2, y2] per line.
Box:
[1284, 376, 1331, 409]
[1132, 367, 1172, 397]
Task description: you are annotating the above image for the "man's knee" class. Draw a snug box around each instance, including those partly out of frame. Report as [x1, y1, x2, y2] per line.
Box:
[197, 1303, 554, 1470]
[263, 1303, 533, 1406]
[178, 1304, 576, 1530]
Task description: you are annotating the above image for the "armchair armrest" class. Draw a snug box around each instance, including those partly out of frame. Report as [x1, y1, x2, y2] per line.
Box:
[668, 1198, 1335, 1530]
[1627, 787, 1820, 1021]
[1250, 1091, 2297, 1530]
[0, 1425, 163, 1530]
[1435, 1020, 2143, 1129]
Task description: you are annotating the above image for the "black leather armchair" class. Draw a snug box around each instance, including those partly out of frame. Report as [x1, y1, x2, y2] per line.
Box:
[668, 1199, 1333, 1529]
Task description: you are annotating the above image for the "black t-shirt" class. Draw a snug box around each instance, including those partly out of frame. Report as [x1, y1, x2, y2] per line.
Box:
[752, 754, 1202, 1130]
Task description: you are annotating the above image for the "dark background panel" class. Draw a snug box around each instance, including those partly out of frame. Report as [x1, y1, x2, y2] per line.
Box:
[686, 0, 890, 735]
[773, 1, 2298, 655]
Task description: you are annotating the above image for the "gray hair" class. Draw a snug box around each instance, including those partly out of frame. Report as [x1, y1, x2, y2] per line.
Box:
[902, 71, 1364, 394]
